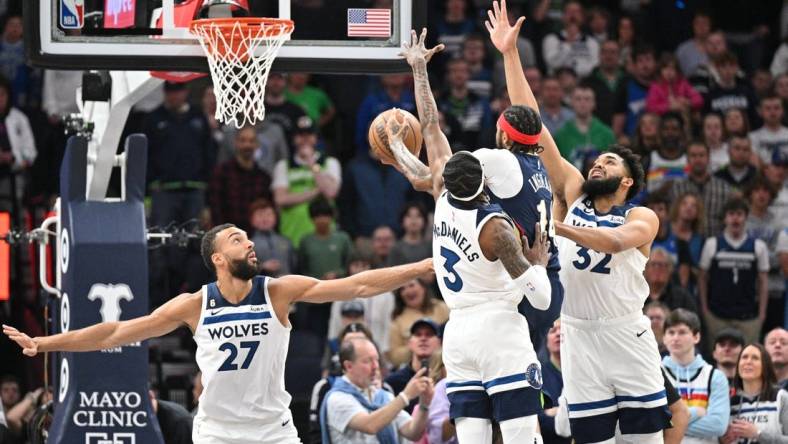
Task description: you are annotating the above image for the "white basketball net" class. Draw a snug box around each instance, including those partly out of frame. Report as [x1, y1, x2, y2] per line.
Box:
[191, 19, 293, 128]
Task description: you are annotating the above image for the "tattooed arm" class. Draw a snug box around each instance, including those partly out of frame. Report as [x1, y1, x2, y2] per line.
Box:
[485, 0, 584, 218]
[400, 29, 451, 198]
[478, 217, 551, 310]
[389, 136, 434, 194]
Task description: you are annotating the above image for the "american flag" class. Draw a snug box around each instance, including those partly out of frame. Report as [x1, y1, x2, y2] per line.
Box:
[347, 8, 391, 37]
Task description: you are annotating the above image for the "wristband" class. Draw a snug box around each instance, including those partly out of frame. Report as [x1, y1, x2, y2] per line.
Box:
[398, 392, 410, 407]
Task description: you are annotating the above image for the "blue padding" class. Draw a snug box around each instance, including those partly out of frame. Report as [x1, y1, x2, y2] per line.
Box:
[618, 406, 672, 435]
[569, 411, 618, 443]
[490, 387, 542, 421]
[448, 390, 491, 420]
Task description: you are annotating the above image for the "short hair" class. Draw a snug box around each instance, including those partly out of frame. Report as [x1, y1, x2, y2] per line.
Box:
[715, 51, 738, 66]
[687, 140, 710, 154]
[661, 111, 685, 128]
[249, 198, 275, 214]
[632, 44, 656, 61]
[443, 151, 484, 201]
[608, 145, 645, 201]
[760, 94, 783, 106]
[723, 197, 749, 216]
[308, 197, 335, 219]
[649, 246, 676, 267]
[501, 105, 543, 153]
[339, 322, 375, 344]
[201, 223, 236, 273]
[338, 337, 375, 370]
[664, 308, 701, 334]
[745, 175, 777, 202]
[463, 33, 486, 47]
[644, 300, 670, 315]
[0, 374, 20, 387]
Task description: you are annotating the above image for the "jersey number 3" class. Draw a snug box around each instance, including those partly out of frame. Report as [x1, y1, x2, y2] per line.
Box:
[218, 341, 260, 371]
[440, 247, 463, 292]
[572, 246, 612, 274]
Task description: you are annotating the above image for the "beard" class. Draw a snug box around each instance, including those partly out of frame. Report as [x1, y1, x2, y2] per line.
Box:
[228, 256, 259, 280]
[495, 131, 506, 149]
[581, 176, 623, 199]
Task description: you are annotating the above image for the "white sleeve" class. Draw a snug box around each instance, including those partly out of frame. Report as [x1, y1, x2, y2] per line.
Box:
[271, 160, 289, 190]
[772, 44, 788, 77]
[699, 237, 717, 271]
[514, 265, 551, 310]
[325, 157, 343, 186]
[755, 239, 771, 272]
[327, 300, 344, 339]
[326, 392, 368, 434]
[542, 34, 568, 73]
[777, 229, 788, 254]
[473, 148, 524, 199]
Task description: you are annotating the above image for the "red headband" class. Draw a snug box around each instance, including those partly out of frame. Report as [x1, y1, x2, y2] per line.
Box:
[497, 114, 541, 145]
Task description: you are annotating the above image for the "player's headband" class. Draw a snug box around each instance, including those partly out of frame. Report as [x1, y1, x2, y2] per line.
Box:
[448, 152, 486, 202]
[497, 114, 541, 145]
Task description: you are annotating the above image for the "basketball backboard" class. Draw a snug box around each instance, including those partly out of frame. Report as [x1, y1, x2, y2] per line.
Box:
[25, 0, 424, 74]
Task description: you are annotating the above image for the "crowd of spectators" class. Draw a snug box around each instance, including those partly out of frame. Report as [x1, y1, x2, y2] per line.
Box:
[6, 0, 788, 442]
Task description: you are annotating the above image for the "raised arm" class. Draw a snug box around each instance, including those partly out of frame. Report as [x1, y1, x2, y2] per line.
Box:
[3, 292, 199, 356]
[485, 0, 584, 211]
[384, 109, 436, 196]
[479, 217, 551, 310]
[400, 29, 451, 196]
[554, 207, 659, 255]
[271, 259, 433, 305]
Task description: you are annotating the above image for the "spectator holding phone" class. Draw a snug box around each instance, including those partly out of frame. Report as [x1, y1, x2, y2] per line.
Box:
[385, 319, 442, 413]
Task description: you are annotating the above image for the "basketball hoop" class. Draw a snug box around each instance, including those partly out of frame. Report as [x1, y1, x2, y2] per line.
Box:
[190, 17, 294, 128]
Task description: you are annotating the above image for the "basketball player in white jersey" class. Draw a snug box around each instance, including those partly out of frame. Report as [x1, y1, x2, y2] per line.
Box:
[3, 224, 433, 444]
[383, 33, 552, 443]
[486, 1, 670, 442]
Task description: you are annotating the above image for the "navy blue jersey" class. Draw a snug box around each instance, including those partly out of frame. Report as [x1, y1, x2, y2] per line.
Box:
[475, 148, 560, 271]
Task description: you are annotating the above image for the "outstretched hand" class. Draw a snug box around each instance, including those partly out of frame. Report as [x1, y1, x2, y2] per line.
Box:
[522, 223, 549, 267]
[399, 28, 444, 67]
[384, 108, 408, 144]
[3, 324, 39, 357]
[485, 0, 525, 54]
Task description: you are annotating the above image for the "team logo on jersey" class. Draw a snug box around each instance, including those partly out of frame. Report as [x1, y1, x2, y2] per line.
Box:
[60, 0, 84, 29]
[87, 283, 133, 322]
[525, 363, 542, 390]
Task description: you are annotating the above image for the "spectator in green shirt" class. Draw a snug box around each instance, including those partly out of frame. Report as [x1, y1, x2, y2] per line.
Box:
[298, 197, 352, 280]
[272, 116, 342, 246]
[295, 197, 353, 337]
[554, 85, 616, 169]
[285, 73, 336, 128]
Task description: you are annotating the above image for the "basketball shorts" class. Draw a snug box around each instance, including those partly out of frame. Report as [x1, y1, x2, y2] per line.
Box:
[193, 410, 301, 444]
[443, 300, 542, 422]
[560, 311, 671, 443]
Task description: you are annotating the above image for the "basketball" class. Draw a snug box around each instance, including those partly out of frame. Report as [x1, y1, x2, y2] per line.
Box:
[367, 109, 423, 165]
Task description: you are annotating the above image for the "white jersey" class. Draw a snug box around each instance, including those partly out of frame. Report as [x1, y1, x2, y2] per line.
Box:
[432, 191, 521, 310]
[193, 276, 291, 428]
[557, 195, 650, 319]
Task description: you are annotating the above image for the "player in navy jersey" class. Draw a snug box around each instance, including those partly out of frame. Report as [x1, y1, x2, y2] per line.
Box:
[384, 30, 553, 443]
[4, 224, 433, 444]
[486, 1, 670, 442]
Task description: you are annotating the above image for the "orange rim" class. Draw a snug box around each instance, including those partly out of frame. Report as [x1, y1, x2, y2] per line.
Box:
[190, 17, 294, 39]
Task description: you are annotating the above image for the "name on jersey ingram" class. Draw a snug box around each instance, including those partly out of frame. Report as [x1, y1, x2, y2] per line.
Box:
[432, 222, 480, 262]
